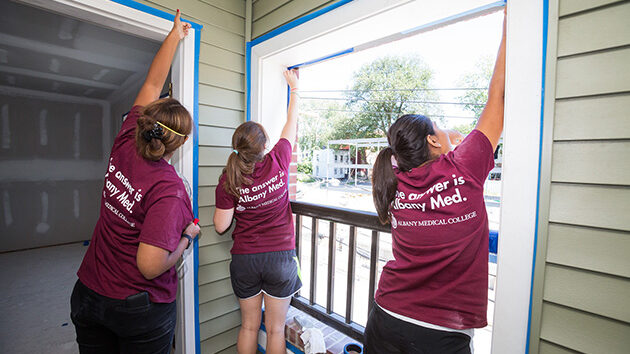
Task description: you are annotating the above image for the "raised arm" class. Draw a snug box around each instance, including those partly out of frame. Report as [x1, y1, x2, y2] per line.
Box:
[134, 10, 191, 107]
[280, 69, 299, 148]
[474, 12, 506, 151]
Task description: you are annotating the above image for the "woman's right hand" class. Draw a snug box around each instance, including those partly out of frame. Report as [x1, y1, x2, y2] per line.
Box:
[183, 221, 201, 239]
[283, 69, 299, 90]
[171, 9, 191, 41]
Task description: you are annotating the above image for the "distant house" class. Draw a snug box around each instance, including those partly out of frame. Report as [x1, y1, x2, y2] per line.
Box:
[312, 148, 351, 179]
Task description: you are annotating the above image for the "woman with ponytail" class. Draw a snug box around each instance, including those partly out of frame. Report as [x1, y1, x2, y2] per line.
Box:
[365, 13, 506, 354]
[71, 10, 200, 353]
[213, 69, 300, 354]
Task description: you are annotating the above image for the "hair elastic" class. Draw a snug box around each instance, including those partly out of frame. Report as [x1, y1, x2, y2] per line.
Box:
[233, 149, 239, 155]
[156, 121, 186, 137]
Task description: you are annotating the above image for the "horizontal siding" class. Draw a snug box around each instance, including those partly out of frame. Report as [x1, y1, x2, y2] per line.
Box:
[200, 27, 245, 55]
[251, 0, 335, 38]
[198, 186, 215, 206]
[553, 94, 630, 140]
[557, 2, 630, 56]
[200, 43, 244, 73]
[200, 309, 241, 341]
[546, 224, 630, 278]
[539, 340, 580, 354]
[548, 183, 630, 231]
[542, 264, 630, 322]
[200, 327, 239, 354]
[535, 1, 630, 352]
[551, 140, 630, 185]
[253, 0, 290, 21]
[199, 278, 234, 304]
[199, 125, 234, 147]
[198, 0, 245, 18]
[199, 105, 243, 128]
[199, 147, 232, 166]
[198, 260, 231, 285]
[556, 47, 630, 98]
[199, 167, 224, 186]
[216, 344, 238, 354]
[199, 240, 232, 264]
[199, 63, 244, 92]
[143, 0, 245, 35]
[200, 294, 240, 323]
[558, 0, 623, 16]
[198, 206, 216, 226]
[199, 226, 234, 247]
[199, 85, 244, 111]
[540, 302, 630, 353]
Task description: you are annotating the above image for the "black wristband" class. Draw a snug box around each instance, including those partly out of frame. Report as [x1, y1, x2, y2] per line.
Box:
[182, 234, 193, 249]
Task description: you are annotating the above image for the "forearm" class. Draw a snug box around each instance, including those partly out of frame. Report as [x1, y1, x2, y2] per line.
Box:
[144, 31, 180, 91]
[163, 237, 189, 271]
[281, 92, 299, 145]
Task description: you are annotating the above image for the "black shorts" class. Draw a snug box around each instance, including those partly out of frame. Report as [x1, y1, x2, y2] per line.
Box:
[364, 303, 472, 354]
[230, 249, 302, 299]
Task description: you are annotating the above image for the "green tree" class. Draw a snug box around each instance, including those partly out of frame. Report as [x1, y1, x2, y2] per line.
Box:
[344, 55, 442, 137]
[455, 56, 493, 119]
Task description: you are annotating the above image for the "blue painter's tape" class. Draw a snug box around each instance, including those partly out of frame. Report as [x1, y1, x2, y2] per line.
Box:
[526, 1, 549, 352]
[109, 0, 202, 30]
[250, 0, 355, 47]
[193, 29, 201, 354]
[246, 42, 252, 122]
[401, 1, 505, 35]
[489, 253, 497, 264]
[288, 47, 355, 70]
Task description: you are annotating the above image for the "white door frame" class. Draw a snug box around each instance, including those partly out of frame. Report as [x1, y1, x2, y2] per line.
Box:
[248, 0, 544, 352]
[17, 1, 199, 353]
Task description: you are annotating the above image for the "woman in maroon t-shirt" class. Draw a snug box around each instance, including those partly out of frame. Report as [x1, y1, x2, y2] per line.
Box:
[213, 70, 300, 354]
[365, 14, 506, 354]
[71, 11, 200, 354]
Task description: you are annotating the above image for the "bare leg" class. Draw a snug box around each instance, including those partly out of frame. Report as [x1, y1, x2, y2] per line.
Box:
[263, 293, 291, 354]
[237, 293, 263, 354]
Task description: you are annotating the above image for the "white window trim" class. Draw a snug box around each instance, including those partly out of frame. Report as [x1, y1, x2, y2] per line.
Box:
[17, 1, 197, 353]
[249, 1, 544, 352]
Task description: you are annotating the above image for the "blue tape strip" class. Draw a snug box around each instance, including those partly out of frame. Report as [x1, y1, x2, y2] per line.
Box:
[109, 0, 203, 30]
[193, 29, 201, 354]
[246, 42, 252, 122]
[526, 1, 549, 352]
[401, 0, 506, 35]
[288, 47, 355, 70]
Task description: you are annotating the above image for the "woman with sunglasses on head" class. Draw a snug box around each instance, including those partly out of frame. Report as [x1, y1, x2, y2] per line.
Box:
[71, 10, 200, 354]
[213, 69, 301, 354]
[365, 13, 506, 354]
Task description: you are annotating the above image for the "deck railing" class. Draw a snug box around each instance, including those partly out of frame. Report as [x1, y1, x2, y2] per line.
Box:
[289, 200, 499, 342]
[290, 201, 389, 341]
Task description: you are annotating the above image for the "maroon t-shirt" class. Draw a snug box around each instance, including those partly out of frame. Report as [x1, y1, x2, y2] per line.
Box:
[215, 138, 295, 254]
[375, 129, 494, 329]
[77, 105, 193, 303]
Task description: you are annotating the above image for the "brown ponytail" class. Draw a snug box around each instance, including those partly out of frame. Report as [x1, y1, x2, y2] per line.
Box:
[372, 114, 436, 224]
[221, 121, 268, 198]
[135, 98, 192, 161]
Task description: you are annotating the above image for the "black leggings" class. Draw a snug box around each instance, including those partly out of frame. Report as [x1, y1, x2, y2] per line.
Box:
[364, 304, 472, 354]
[70, 280, 176, 354]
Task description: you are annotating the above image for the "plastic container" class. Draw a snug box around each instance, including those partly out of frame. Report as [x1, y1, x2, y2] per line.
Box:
[344, 343, 363, 354]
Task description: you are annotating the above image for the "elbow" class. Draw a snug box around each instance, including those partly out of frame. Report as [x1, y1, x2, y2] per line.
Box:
[136, 258, 162, 280]
[213, 217, 230, 234]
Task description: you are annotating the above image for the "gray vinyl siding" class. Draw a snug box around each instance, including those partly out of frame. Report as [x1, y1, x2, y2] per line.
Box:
[530, 0, 630, 353]
[135, 0, 245, 352]
[252, 0, 336, 39]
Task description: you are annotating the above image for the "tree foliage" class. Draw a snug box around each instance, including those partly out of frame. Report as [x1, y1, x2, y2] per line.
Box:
[455, 56, 493, 119]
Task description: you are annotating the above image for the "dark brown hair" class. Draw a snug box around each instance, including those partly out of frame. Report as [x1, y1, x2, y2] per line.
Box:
[372, 114, 435, 224]
[135, 98, 192, 161]
[222, 121, 268, 197]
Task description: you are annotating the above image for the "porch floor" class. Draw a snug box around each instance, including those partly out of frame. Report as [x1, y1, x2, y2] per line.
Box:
[0, 243, 86, 353]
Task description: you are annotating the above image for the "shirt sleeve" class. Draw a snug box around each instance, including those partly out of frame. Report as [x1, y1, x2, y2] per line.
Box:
[117, 105, 143, 141]
[269, 138, 293, 171]
[450, 129, 495, 185]
[215, 174, 237, 210]
[139, 196, 191, 252]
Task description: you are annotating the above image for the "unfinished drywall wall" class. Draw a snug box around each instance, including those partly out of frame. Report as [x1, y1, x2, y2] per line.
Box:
[0, 93, 110, 252]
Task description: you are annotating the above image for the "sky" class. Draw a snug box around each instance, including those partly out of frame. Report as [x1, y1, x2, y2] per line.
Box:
[298, 11, 504, 129]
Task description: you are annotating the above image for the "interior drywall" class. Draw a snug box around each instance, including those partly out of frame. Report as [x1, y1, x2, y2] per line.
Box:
[0, 1, 161, 252]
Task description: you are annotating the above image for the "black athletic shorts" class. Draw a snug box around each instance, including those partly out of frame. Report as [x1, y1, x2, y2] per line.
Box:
[230, 249, 302, 299]
[364, 303, 472, 354]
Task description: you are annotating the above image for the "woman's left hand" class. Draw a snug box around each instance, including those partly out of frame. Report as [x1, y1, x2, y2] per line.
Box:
[171, 9, 191, 40]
